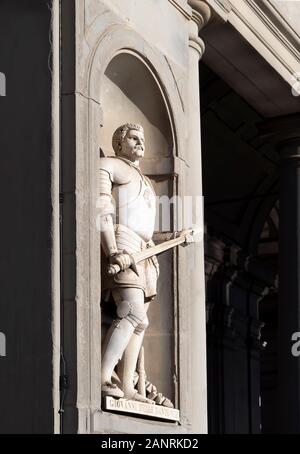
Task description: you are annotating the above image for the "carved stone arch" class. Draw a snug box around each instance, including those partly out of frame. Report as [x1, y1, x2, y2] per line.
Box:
[86, 25, 186, 159]
[101, 51, 174, 159]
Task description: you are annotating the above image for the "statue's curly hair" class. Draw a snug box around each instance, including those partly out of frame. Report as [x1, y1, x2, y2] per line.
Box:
[112, 123, 144, 154]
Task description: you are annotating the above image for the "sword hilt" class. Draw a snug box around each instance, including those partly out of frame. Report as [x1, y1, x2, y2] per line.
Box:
[107, 263, 121, 276]
[107, 253, 139, 276]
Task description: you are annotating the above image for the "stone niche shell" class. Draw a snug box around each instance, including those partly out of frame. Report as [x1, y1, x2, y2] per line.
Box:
[101, 52, 173, 159]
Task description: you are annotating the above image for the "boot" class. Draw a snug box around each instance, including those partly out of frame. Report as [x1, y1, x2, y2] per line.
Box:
[118, 332, 153, 404]
[101, 318, 135, 398]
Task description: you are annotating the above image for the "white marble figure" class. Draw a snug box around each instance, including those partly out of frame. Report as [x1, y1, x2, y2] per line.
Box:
[99, 123, 173, 407]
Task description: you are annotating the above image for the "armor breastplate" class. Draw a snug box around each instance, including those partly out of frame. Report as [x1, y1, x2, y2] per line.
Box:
[112, 165, 156, 242]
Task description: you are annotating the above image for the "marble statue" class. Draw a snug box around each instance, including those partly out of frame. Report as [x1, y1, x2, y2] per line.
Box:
[99, 123, 173, 407]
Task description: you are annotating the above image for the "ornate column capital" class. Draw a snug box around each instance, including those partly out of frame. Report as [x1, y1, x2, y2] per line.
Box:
[188, 1, 212, 57]
[188, 34, 206, 58]
[188, 0, 212, 31]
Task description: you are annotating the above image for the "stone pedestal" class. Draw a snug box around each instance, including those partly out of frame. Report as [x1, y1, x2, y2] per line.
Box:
[103, 397, 180, 423]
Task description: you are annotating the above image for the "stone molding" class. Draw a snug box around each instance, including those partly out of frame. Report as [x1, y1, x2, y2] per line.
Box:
[168, 0, 192, 19]
[188, 33, 206, 58]
[252, 0, 300, 56]
[205, 0, 300, 89]
[188, 0, 212, 30]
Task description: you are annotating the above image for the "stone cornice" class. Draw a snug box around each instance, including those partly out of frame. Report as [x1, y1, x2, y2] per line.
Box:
[205, 0, 300, 89]
[244, 0, 300, 64]
[253, 0, 300, 52]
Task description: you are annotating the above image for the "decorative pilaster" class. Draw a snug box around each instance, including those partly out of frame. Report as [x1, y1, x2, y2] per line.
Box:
[186, 0, 212, 434]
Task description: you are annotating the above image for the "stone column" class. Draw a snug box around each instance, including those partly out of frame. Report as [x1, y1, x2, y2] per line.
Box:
[259, 115, 300, 433]
[187, 0, 211, 433]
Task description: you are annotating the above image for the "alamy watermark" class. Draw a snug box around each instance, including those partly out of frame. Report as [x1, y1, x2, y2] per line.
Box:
[0, 72, 6, 97]
[291, 332, 300, 357]
[0, 332, 6, 357]
[96, 192, 204, 240]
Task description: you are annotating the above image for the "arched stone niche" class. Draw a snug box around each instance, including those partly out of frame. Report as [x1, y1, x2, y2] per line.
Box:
[100, 51, 176, 403]
[73, 22, 192, 432]
[101, 52, 173, 159]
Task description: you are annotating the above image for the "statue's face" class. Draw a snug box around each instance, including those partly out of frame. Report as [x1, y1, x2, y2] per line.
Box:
[119, 129, 145, 160]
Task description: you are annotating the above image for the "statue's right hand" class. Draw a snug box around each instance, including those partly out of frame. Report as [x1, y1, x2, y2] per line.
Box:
[108, 252, 132, 272]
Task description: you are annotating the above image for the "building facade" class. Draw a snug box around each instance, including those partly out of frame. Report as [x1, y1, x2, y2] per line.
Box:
[0, 0, 299, 434]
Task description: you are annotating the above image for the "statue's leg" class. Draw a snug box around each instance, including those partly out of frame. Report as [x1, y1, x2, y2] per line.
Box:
[118, 300, 151, 402]
[101, 317, 135, 398]
[101, 287, 148, 399]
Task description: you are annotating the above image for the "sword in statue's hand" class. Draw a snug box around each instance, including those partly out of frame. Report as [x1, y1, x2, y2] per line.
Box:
[107, 227, 202, 276]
